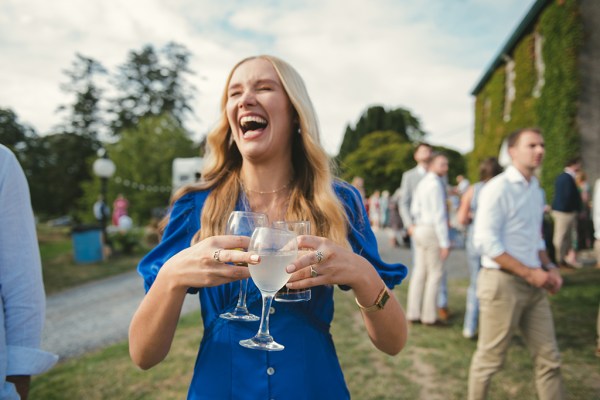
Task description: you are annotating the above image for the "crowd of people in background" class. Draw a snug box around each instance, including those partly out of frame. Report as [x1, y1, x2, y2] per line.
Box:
[353, 128, 600, 400]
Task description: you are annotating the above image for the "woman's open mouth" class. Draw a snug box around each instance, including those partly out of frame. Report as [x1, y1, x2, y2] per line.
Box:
[240, 115, 268, 137]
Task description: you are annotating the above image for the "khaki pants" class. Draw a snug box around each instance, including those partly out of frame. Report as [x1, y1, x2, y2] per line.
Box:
[551, 210, 576, 263]
[406, 225, 444, 324]
[468, 269, 565, 400]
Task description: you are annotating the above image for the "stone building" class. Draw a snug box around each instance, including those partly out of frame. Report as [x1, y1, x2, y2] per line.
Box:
[470, 0, 599, 196]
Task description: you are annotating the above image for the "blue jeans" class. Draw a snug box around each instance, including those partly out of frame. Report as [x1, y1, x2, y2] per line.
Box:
[463, 226, 481, 337]
[437, 270, 448, 309]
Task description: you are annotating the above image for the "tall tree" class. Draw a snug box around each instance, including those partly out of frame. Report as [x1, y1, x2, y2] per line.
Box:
[78, 113, 198, 224]
[337, 105, 426, 160]
[109, 42, 195, 134]
[56, 53, 107, 140]
[341, 131, 415, 195]
[26, 132, 97, 218]
[0, 108, 37, 159]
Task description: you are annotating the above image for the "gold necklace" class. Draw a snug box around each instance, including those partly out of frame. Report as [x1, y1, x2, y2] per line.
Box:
[240, 177, 294, 195]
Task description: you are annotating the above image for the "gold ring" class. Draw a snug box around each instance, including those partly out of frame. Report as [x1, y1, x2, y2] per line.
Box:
[310, 265, 318, 278]
[213, 249, 222, 263]
[315, 250, 324, 264]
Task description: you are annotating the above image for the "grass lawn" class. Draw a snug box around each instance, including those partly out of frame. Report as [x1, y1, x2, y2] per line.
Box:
[38, 224, 145, 294]
[31, 267, 600, 399]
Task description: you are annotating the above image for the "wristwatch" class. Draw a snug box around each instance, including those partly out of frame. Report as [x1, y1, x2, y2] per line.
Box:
[355, 285, 390, 312]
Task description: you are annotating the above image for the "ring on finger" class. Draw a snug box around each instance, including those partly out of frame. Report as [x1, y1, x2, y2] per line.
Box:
[315, 250, 324, 264]
[310, 265, 318, 278]
[213, 249, 222, 263]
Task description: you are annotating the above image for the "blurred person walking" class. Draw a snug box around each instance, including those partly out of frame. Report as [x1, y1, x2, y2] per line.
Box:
[456, 157, 503, 339]
[0, 144, 58, 399]
[112, 193, 129, 227]
[551, 157, 582, 267]
[468, 128, 565, 400]
[406, 153, 451, 325]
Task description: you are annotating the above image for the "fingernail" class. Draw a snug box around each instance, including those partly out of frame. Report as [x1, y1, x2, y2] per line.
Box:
[286, 265, 296, 273]
[250, 254, 260, 262]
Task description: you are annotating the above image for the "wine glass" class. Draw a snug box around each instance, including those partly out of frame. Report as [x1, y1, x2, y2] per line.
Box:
[239, 227, 297, 351]
[272, 220, 312, 302]
[219, 211, 268, 321]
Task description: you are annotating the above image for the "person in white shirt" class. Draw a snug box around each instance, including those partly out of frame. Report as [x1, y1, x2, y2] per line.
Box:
[468, 128, 565, 400]
[399, 143, 432, 233]
[0, 145, 58, 399]
[406, 152, 450, 325]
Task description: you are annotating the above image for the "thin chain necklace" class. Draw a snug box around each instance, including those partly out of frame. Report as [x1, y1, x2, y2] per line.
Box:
[239, 177, 294, 195]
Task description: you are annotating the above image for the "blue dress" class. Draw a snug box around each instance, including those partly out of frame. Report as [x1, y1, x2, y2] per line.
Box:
[137, 181, 408, 400]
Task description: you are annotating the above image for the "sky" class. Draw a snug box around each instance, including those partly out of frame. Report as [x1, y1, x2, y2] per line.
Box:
[0, 0, 538, 155]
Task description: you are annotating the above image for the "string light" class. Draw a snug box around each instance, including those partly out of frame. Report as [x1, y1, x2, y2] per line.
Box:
[112, 175, 172, 193]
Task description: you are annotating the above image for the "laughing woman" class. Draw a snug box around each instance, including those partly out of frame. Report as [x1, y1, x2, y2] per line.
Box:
[129, 55, 408, 399]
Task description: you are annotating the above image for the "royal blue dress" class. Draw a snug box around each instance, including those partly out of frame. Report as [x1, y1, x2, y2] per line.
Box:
[137, 181, 408, 400]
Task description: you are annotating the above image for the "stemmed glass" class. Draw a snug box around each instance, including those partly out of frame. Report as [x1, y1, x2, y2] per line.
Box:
[219, 211, 269, 321]
[239, 227, 298, 351]
[272, 221, 312, 302]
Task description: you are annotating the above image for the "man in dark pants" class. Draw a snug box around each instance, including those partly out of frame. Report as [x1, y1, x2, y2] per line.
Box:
[551, 157, 582, 268]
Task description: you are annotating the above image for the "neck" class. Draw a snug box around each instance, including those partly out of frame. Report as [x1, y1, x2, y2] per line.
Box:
[513, 164, 534, 182]
[240, 163, 294, 194]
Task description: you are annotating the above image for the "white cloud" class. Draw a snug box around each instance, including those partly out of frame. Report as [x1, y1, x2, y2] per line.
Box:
[0, 0, 537, 154]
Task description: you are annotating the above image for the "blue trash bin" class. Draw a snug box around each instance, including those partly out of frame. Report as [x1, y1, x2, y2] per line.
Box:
[72, 225, 103, 264]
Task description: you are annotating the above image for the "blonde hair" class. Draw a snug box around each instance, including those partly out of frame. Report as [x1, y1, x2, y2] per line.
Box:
[168, 55, 349, 246]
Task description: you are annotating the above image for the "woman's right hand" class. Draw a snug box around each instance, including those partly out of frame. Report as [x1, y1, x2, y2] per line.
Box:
[159, 235, 259, 291]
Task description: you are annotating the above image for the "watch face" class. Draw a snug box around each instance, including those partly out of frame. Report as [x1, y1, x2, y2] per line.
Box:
[378, 290, 390, 308]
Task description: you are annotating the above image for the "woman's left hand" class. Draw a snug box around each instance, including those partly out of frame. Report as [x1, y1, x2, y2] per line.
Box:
[285, 235, 379, 290]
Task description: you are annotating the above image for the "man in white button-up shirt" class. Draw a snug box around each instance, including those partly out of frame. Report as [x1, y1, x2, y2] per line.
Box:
[406, 153, 450, 325]
[0, 145, 58, 399]
[468, 129, 565, 400]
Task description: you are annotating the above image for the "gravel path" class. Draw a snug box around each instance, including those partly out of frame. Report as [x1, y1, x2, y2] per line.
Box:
[42, 270, 200, 359]
[42, 229, 468, 360]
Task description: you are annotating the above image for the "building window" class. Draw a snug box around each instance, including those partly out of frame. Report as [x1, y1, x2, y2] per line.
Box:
[533, 31, 545, 98]
[503, 55, 516, 122]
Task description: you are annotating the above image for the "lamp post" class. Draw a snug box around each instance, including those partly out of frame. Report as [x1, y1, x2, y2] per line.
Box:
[93, 148, 116, 249]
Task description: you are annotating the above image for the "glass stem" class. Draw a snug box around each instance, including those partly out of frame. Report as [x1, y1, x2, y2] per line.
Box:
[235, 278, 249, 310]
[257, 293, 274, 338]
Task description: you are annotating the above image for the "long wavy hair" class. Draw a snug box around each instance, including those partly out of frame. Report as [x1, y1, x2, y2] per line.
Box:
[166, 55, 349, 247]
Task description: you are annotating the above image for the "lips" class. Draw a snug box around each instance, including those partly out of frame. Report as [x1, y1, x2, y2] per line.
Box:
[240, 115, 268, 136]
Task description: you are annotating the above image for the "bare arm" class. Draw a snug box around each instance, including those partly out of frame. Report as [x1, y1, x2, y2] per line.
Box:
[286, 236, 407, 355]
[492, 252, 559, 293]
[129, 236, 255, 369]
[456, 186, 474, 226]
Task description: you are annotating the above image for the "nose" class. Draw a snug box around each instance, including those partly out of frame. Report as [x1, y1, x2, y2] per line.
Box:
[238, 89, 256, 108]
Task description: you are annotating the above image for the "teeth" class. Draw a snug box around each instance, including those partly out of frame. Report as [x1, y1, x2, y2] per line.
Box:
[240, 115, 267, 126]
[240, 115, 268, 134]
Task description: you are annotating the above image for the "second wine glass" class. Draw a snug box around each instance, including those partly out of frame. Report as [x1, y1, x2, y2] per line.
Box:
[272, 220, 312, 302]
[219, 211, 268, 322]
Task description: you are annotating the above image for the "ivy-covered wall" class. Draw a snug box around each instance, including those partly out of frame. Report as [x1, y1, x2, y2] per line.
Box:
[471, 0, 583, 201]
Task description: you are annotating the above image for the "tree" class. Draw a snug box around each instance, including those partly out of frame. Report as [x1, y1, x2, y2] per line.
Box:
[56, 53, 107, 140]
[25, 132, 97, 218]
[337, 105, 426, 160]
[109, 42, 196, 135]
[0, 108, 37, 159]
[340, 131, 415, 195]
[78, 113, 198, 224]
